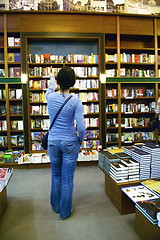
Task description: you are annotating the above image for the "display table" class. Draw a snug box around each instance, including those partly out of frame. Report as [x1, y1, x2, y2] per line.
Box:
[135, 208, 160, 240]
[105, 173, 140, 214]
[0, 186, 7, 221]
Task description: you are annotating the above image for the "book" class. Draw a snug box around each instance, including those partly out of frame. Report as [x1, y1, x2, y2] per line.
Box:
[14, 38, 20, 46]
[14, 52, 21, 62]
[141, 179, 160, 196]
[136, 198, 160, 224]
[8, 37, 14, 47]
[121, 185, 159, 203]
[8, 53, 14, 62]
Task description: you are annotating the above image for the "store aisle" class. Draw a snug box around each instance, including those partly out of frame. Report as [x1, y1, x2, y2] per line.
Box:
[0, 166, 140, 240]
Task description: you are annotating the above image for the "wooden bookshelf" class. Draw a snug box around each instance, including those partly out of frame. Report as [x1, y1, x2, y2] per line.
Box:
[0, 187, 7, 221]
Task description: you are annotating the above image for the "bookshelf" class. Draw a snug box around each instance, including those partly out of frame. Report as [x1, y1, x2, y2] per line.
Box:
[105, 78, 160, 149]
[0, 81, 24, 152]
[23, 34, 103, 155]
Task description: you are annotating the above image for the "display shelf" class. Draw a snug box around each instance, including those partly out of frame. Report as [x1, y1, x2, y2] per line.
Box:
[135, 208, 160, 240]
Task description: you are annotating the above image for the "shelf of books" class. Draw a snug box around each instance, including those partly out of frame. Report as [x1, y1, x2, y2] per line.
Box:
[26, 37, 101, 162]
[0, 83, 24, 153]
[0, 33, 4, 77]
[105, 78, 159, 149]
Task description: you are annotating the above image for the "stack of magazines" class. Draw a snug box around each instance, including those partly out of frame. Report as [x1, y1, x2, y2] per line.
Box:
[0, 168, 13, 192]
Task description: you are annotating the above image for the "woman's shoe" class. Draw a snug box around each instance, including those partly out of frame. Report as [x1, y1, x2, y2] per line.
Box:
[60, 208, 74, 220]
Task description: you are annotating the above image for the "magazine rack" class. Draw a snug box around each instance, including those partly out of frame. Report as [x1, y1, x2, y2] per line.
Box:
[135, 208, 160, 240]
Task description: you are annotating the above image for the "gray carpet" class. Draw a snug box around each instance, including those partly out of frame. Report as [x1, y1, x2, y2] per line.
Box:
[0, 166, 140, 240]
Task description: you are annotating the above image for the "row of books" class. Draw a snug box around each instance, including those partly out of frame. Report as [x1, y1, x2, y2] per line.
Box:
[30, 105, 48, 115]
[121, 117, 150, 128]
[28, 53, 99, 64]
[9, 104, 22, 114]
[0, 121, 7, 130]
[106, 102, 155, 113]
[8, 53, 21, 63]
[84, 130, 99, 139]
[9, 88, 22, 99]
[83, 104, 99, 114]
[106, 132, 155, 143]
[31, 119, 50, 129]
[121, 88, 155, 98]
[106, 88, 155, 98]
[78, 150, 98, 161]
[80, 140, 100, 149]
[105, 53, 155, 63]
[84, 118, 99, 128]
[121, 132, 154, 142]
[29, 66, 98, 77]
[105, 68, 155, 77]
[18, 153, 50, 164]
[0, 120, 23, 131]
[106, 118, 118, 127]
[11, 120, 23, 130]
[0, 151, 22, 164]
[99, 150, 140, 183]
[29, 79, 50, 89]
[31, 130, 99, 142]
[0, 168, 13, 192]
[8, 67, 21, 78]
[29, 66, 60, 77]
[75, 92, 98, 101]
[121, 102, 155, 112]
[8, 37, 20, 47]
[106, 133, 118, 142]
[11, 135, 24, 146]
[73, 79, 99, 89]
[30, 92, 46, 102]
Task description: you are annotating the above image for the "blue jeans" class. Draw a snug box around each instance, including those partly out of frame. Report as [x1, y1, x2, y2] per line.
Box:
[48, 140, 80, 219]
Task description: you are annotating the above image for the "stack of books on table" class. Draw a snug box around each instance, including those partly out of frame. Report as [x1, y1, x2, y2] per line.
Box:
[115, 152, 140, 181]
[136, 198, 160, 225]
[109, 161, 128, 183]
[142, 142, 160, 178]
[124, 147, 151, 180]
[123, 146, 137, 156]
[0, 168, 13, 192]
[102, 151, 121, 175]
[120, 158, 139, 181]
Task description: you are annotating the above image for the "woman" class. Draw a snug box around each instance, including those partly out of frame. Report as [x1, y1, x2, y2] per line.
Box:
[46, 66, 86, 220]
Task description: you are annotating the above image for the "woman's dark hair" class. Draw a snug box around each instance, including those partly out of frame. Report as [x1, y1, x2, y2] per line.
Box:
[57, 66, 76, 92]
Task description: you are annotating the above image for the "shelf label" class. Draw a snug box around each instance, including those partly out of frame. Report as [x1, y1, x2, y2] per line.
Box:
[125, 112, 133, 114]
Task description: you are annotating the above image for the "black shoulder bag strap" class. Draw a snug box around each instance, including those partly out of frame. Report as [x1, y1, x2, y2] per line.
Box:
[49, 95, 72, 131]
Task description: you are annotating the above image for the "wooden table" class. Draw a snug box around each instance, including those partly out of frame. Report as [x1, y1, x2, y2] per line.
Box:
[0, 186, 7, 221]
[135, 208, 160, 240]
[105, 173, 140, 214]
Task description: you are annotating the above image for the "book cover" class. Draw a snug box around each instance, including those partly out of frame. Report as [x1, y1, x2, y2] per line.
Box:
[136, 198, 160, 223]
[8, 37, 14, 47]
[14, 52, 21, 62]
[141, 179, 160, 195]
[14, 67, 21, 77]
[121, 185, 159, 203]
[8, 53, 14, 62]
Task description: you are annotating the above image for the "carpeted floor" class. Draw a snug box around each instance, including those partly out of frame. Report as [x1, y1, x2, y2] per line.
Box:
[0, 166, 140, 240]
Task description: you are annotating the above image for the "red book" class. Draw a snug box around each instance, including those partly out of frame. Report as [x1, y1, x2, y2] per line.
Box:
[44, 53, 50, 63]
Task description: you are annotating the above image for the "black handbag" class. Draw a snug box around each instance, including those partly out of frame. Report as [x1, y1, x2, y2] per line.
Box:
[42, 95, 72, 150]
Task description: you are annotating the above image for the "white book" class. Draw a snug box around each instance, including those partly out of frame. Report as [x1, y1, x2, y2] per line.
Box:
[8, 37, 14, 47]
